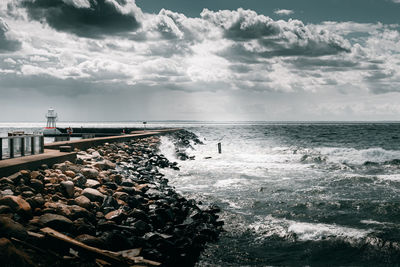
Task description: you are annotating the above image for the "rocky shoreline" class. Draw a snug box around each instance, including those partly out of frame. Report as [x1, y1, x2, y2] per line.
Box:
[0, 130, 223, 266]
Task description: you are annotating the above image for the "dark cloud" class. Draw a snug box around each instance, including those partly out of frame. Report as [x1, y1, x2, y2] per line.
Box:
[202, 8, 351, 60]
[0, 18, 21, 52]
[21, 0, 141, 38]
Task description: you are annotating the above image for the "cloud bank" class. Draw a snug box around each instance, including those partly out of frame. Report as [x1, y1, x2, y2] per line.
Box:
[0, 1, 399, 120]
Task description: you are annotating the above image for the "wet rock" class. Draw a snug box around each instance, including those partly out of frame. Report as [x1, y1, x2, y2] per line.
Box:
[60, 181, 75, 198]
[82, 188, 105, 203]
[81, 168, 99, 179]
[39, 213, 73, 232]
[0, 196, 31, 218]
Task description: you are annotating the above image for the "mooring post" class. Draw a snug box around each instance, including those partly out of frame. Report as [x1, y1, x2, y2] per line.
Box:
[31, 136, 35, 155]
[40, 136, 44, 154]
[21, 137, 25, 156]
[9, 138, 14, 158]
[0, 138, 2, 160]
[218, 142, 222, 154]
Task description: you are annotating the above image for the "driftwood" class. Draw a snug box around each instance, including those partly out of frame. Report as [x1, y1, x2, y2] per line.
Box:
[40, 227, 161, 266]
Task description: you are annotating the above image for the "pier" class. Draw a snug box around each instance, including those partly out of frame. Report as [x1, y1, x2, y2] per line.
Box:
[0, 129, 180, 177]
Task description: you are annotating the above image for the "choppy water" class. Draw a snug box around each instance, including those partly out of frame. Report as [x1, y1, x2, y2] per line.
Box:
[158, 123, 400, 266]
[2, 122, 400, 265]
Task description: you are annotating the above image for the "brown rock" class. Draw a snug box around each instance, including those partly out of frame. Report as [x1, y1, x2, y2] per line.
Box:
[0, 238, 35, 267]
[82, 188, 105, 203]
[0, 196, 31, 218]
[0, 216, 28, 240]
[64, 170, 76, 178]
[74, 195, 91, 209]
[39, 213, 73, 231]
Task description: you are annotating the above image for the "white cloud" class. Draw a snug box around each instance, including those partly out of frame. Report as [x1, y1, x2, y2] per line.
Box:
[0, 3, 400, 120]
[274, 9, 294, 16]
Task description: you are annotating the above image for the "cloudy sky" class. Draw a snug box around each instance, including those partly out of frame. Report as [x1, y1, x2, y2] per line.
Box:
[1, 0, 400, 122]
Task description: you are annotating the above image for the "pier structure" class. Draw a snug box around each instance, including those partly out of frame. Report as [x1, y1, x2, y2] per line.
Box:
[0, 128, 180, 177]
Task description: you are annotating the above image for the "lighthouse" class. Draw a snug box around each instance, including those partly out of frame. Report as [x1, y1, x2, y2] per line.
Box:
[45, 108, 58, 129]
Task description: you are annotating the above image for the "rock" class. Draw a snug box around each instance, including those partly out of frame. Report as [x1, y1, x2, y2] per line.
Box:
[93, 160, 116, 170]
[0, 189, 13, 196]
[82, 188, 105, 203]
[85, 179, 100, 188]
[0, 205, 12, 214]
[64, 170, 76, 178]
[29, 179, 44, 192]
[121, 179, 134, 187]
[104, 209, 126, 223]
[61, 181, 75, 198]
[132, 220, 151, 235]
[0, 216, 28, 240]
[81, 168, 99, 179]
[7, 172, 22, 184]
[73, 174, 87, 188]
[0, 196, 31, 218]
[74, 195, 91, 209]
[30, 171, 42, 180]
[0, 178, 14, 185]
[0, 238, 35, 267]
[39, 213, 73, 231]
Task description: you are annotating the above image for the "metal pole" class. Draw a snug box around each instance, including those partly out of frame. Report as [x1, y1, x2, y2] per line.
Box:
[31, 136, 35, 155]
[0, 138, 2, 160]
[40, 136, 44, 154]
[218, 142, 222, 154]
[9, 138, 14, 158]
[21, 137, 25, 156]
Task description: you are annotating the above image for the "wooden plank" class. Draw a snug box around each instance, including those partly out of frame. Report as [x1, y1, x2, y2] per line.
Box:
[40, 228, 161, 266]
[40, 227, 124, 265]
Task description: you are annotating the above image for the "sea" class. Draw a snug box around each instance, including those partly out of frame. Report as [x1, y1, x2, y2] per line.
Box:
[2, 121, 400, 266]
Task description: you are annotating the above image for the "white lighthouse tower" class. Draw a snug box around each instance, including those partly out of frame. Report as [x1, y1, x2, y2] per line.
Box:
[45, 108, 58, 129]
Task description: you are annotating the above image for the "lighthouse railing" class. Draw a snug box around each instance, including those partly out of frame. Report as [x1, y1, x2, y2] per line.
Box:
[0, 135, 44, 160]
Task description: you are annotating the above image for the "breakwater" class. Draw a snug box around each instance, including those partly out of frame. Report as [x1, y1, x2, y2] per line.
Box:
[0, 130, 223, 266]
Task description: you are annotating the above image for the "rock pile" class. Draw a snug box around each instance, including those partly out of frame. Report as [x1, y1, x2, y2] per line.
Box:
[0, 132, 223, 266]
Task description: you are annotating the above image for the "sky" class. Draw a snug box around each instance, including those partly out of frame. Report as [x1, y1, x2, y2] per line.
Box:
[1, 0, 400, 122]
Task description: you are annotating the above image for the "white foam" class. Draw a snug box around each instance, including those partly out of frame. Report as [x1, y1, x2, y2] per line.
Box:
[288, 222, 370, 241]
[376, 174, 400, 181]
[315, 147, 400, 165]
[249, 216, 371, 242]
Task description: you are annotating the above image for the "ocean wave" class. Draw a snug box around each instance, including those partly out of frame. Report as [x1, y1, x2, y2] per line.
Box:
[249, 216, 371, 243]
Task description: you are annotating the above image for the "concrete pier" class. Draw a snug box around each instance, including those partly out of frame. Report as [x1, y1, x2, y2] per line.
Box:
[0, 149, 77, 177]
[0, 129, 180, 177]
